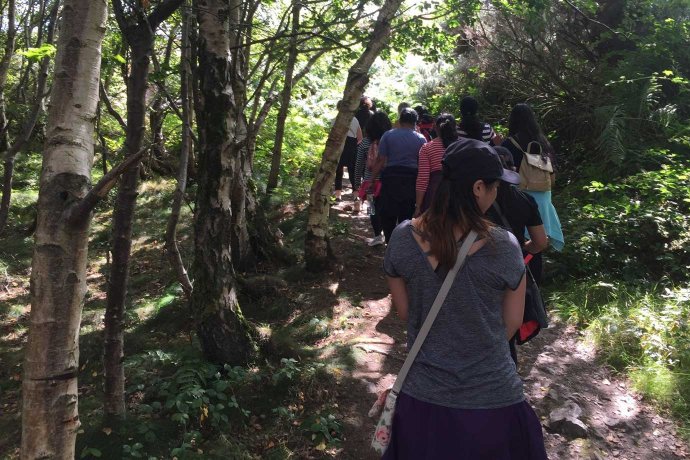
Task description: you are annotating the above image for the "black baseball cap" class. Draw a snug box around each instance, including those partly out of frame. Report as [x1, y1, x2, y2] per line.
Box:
[442, 138, 520, 185]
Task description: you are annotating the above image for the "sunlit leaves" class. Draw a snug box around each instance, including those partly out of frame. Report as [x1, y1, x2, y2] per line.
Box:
[19, 44, 56, 61]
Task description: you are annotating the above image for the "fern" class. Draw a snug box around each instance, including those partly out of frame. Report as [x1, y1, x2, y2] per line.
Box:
[593, 104, 626, 169]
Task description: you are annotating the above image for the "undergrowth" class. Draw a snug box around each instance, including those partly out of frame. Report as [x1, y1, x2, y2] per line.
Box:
[551, 281, 690, 430]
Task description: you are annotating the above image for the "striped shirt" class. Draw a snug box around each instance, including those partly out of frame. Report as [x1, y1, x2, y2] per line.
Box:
[458, 122, 494, 143]
[355, 137, 379, 185]
[416, 138, 446, 193]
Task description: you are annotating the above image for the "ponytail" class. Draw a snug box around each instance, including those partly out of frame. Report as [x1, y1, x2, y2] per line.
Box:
[435, 113, 458, 149]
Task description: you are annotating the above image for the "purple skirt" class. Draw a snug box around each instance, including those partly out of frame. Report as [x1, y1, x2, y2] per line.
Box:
[381, 392, 548, 460]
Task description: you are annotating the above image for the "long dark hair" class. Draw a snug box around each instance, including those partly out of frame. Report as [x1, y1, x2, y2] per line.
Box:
[436, 113, 458, 148]
[419, 175, 497, 270]
[458, 96, 484, 141]
[508, 103, 554, 156]
[365, 110, 393, 142]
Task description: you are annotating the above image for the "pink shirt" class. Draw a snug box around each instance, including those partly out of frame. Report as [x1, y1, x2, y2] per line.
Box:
[416, 138, 445, 193]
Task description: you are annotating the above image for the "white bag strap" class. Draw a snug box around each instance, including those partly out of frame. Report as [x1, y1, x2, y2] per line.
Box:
[390, 230, 478, 394]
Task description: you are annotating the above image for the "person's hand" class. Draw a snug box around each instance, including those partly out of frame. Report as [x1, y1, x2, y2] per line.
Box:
[413, 206, 421, 218]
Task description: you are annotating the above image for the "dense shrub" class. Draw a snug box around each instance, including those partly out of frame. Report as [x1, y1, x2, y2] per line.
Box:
[554, 146, 690, 282]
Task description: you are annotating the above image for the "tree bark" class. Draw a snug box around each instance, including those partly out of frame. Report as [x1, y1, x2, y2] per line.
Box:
[0, 0, 17, 232]
[266, 0, 301, 193]
[304, 0, 404, 271]
[191, 0, 257, 365]
[0, 0, 58, 233]
[20, 1, 108, 458]
[165, 1, 193, 298]
[104, 0, 183, 421]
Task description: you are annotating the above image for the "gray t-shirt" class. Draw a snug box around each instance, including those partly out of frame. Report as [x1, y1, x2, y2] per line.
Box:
[383, 221, 525, 409]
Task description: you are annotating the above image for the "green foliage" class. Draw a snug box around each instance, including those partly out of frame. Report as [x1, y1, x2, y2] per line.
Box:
[553, 282, 690, 423]
[19, 44, 56, 61]
[300, 411, 342, 448]
[556, 147, 690, 281]
[254, 107, 326, 202]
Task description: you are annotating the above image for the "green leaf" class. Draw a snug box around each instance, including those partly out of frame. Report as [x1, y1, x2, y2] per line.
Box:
[19, 44, 56, 62]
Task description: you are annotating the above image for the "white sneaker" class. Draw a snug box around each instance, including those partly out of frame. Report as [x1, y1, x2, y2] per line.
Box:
[367, 235, 385, 247]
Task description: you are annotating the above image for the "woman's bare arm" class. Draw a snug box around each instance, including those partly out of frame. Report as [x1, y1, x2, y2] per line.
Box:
[387, 276, 409, 321]
[502, 274, 526, 339]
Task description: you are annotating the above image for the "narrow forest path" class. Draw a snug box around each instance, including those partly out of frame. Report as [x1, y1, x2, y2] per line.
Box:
[322, 189, 689, 460]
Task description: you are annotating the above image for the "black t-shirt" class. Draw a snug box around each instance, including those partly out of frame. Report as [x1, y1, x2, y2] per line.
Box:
[355, 108, 373, 135]
[487, 184, 543, 247]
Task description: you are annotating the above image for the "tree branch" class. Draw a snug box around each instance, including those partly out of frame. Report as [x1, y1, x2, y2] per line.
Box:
[148, 0, 184, 30]
[99, 80, 127, 131]
[67, 148, 147, 227]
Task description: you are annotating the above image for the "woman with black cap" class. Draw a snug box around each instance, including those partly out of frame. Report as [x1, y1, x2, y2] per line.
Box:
[381, 138, 547, 459]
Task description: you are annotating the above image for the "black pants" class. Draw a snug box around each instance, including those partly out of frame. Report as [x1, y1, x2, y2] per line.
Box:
[379, 170, 417, 242]
[335, 137, 358, 191]
[370, 208, 383, 237]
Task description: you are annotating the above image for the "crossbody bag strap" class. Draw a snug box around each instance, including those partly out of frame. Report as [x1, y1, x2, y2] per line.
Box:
[492, 202, 511, 231]
[390, 230, 478, 394]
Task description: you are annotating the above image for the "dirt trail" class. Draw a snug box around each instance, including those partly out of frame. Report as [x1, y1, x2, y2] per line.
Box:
[324, 192, 689, 460]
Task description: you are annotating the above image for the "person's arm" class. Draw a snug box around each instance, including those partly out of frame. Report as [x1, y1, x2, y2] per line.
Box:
[502, 274, 526, 339]
[357, 125, 363, 144]
[524, 224, 548, 254]
[387, 276, 409, 321]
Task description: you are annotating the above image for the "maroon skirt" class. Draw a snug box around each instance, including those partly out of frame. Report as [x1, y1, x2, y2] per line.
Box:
[381, 392, 548, 460]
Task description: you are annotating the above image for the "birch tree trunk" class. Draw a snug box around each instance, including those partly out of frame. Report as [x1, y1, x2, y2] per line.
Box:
[104, 0, 183, 421]
[304, 0, 404, 271]
[191, 0, 257, 365]
[21, 1, 108, 457]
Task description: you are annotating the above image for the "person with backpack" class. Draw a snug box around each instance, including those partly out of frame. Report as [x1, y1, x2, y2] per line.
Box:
[487, 146, 548, 365]
[457, 96, 501, 145]
[502, 103, 564, 283]
[381, 138, 547, 459]
[413, 113, 458, 216]
[368, 108, 426, 243]
[354, 111, 393, 246]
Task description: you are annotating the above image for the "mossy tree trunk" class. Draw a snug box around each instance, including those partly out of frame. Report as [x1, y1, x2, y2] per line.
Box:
[191, 0, 257, 365]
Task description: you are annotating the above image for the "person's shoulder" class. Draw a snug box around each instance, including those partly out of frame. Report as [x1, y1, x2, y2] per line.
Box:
[489, 225, 520, 251]
[387, 220, 413, 250]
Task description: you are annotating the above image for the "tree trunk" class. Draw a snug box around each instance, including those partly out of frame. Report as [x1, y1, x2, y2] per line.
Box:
[0, 0, 17, 232]
[104, 0, 182, 421]
[192, 0, 257, 365]
[266, 1, 301, 193]
[165, 1, 193, 298]
[0, 0, 58, 233]
[304, 0, 404, 271]
[21, 1, 108, 458]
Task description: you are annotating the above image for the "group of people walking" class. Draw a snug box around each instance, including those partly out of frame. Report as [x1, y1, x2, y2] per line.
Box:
[335, 96, 564, 458]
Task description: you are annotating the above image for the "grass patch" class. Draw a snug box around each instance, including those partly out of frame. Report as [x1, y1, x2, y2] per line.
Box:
[552, 281, 690, 427]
